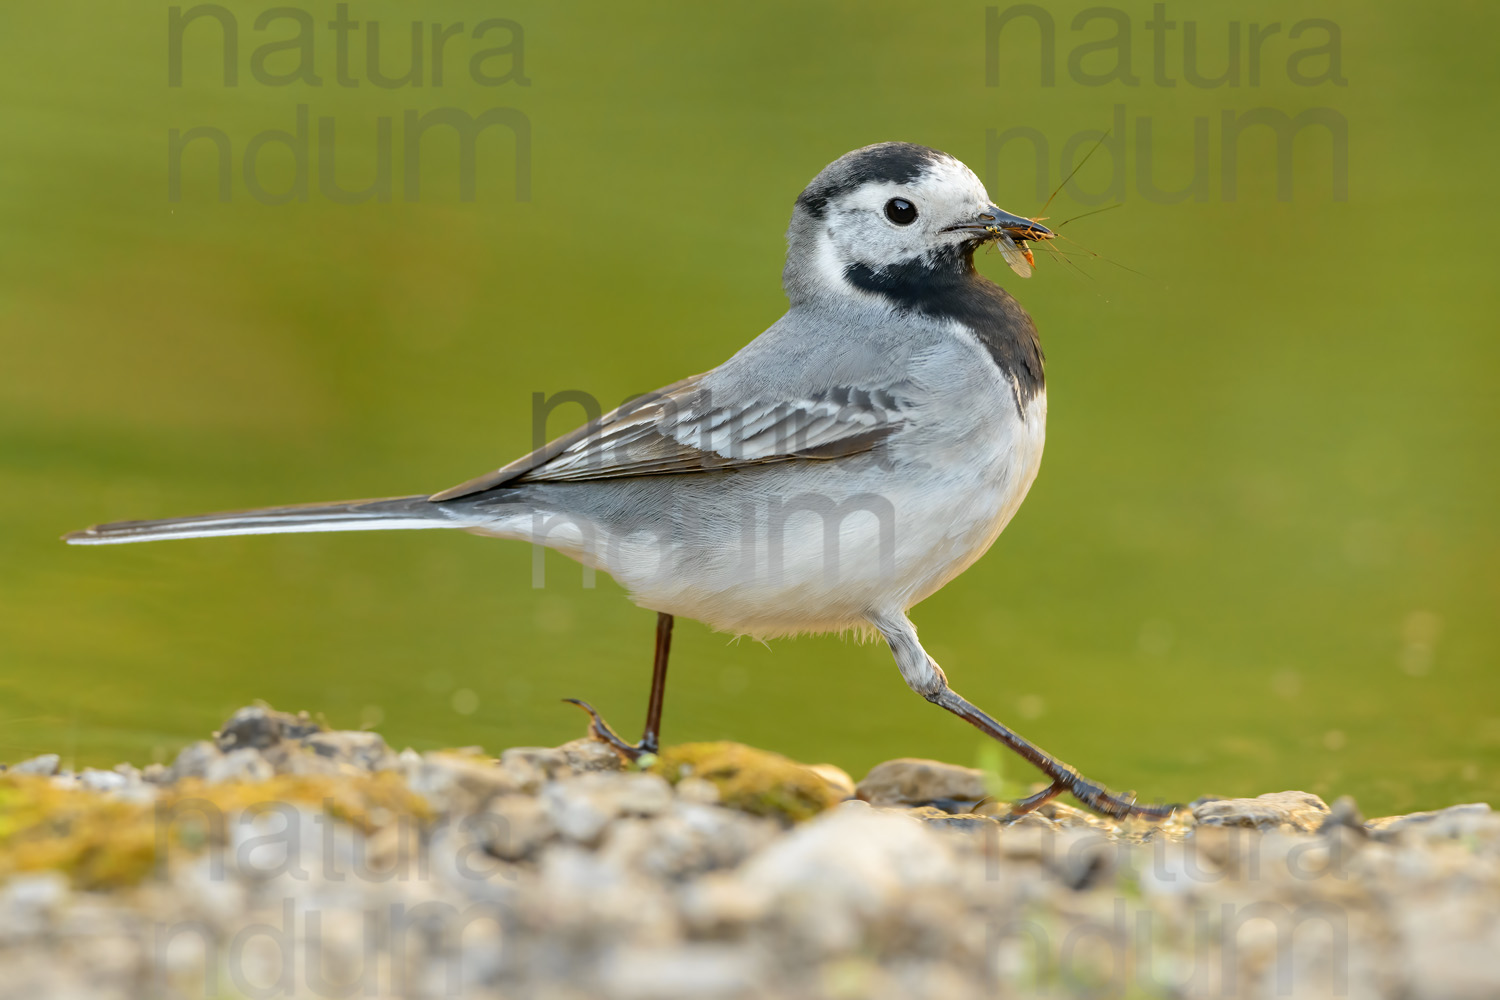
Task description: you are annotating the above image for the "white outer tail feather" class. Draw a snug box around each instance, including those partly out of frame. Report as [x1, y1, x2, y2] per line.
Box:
[63, 495, 450, 545]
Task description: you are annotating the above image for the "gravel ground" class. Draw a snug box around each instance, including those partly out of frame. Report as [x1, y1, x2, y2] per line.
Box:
[0, 705, 1494, 1000]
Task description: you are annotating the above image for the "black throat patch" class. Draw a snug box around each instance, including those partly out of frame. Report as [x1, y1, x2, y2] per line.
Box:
[844, 246, 1045, 416]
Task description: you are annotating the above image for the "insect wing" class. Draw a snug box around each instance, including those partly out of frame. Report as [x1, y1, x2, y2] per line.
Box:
[994, 230, 1033, 279]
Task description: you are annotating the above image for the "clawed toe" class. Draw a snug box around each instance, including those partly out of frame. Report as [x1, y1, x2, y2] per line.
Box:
[1004, 780, 1066, 817]
[1004, 773, 1178, 821]
[563, 697, 658, 762]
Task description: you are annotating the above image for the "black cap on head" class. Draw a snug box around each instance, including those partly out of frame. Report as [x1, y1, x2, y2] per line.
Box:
[796, 142, 948, 220]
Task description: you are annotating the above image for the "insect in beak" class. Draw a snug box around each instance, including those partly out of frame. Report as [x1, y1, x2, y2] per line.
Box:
[947, 206, 1054, 278]
[987, 226, 1039, 278]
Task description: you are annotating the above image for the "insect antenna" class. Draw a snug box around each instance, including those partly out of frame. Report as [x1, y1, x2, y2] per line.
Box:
[1039, 239, 1096, 282]
[1053, 203, 1123, 229]
[1035, 129, 1112, 220]
[1054, 232, 1148, 278]
[1013, 129, 1133, 280]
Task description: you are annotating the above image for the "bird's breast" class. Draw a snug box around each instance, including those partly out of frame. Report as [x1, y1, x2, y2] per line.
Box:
[888, 378, 1047, 608]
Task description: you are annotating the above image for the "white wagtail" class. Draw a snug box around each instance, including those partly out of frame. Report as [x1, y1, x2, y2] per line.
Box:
[67, 142, 1171, 819]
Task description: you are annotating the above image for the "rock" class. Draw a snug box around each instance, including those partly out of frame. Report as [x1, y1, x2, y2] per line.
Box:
[600, 943, 761, 1000]
[1192, 790, 1331, 833]
[674, 777, 720, 804]
[209, 705, 403, 779]
[203, 747, 274, 784]
[807, 763, 856, 800]
[677, 872, 772, 934]
[602, 801, 778, 880]
[994, 820, 1057, 862]
[165, 740, 223, 782]
[402, 750, 527, 814]
[0, 872, 69, 937]
[530, 844, 679, 942]
[559, 738, 631, 774]
[543, 772, 674, 845]
[855, 758, 988, 807]
[1051, 827, 1119, 890]
[1391, 858, 1500, 999]
[545, 779, 619, 845]
[425, 820, 524, 904]
[214, 705, 321, 752]
[1, 703, 1495, 1000]
[908, 808, 996, 833]
[77, 769, 128, 794]
[1, 871, 68, 910]
[501, 739, 624, 780]
[1030, 799, 1124, 832]
[742, 801, 956, 911]
[612, 772, 675, 816]
[739, 802, 959, 960]
[1367, 802, 1495, 843]
[9, 754, 60, 777]
[1318, 794, 1368, 835]
[308, 728, 392, 769]
[479, 795, 555, 862]
[269, 729, 397, 775]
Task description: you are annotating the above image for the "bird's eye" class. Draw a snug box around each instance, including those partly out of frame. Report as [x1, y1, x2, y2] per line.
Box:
[884, 198, 918, 225]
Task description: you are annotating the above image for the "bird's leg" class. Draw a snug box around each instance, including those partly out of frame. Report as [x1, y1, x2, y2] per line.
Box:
[566, 612, 674, 762]
[871, 613, 1177, 820]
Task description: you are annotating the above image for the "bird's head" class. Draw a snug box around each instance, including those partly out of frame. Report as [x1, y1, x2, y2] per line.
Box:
[784, 142, 1051, 306]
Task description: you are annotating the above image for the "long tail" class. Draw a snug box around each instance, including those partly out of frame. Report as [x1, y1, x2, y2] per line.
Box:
[63, 495, 453, 546]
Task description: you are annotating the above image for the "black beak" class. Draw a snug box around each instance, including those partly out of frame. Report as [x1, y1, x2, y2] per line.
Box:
[946, 205, 1053, 243]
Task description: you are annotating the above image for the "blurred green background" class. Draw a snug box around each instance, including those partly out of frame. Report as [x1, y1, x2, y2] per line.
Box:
[1, 1, 1495, 815]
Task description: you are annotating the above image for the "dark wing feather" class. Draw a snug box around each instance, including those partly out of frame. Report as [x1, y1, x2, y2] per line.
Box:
[429, 376, 905, 502]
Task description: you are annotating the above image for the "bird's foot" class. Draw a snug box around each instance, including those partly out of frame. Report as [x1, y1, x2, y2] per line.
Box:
[924, 687, 1178, 821]
[1005, 770, 1177, 821]
[563, 698, 658, 763]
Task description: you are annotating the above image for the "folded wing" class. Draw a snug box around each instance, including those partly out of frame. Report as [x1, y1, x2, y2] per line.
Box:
[430, 375, 907, 501]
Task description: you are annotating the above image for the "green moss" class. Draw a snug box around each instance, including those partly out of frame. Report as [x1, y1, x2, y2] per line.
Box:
[650, 742, 843, 822]
[0, 776, 157, 889]
[0, 771, 431, 891]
